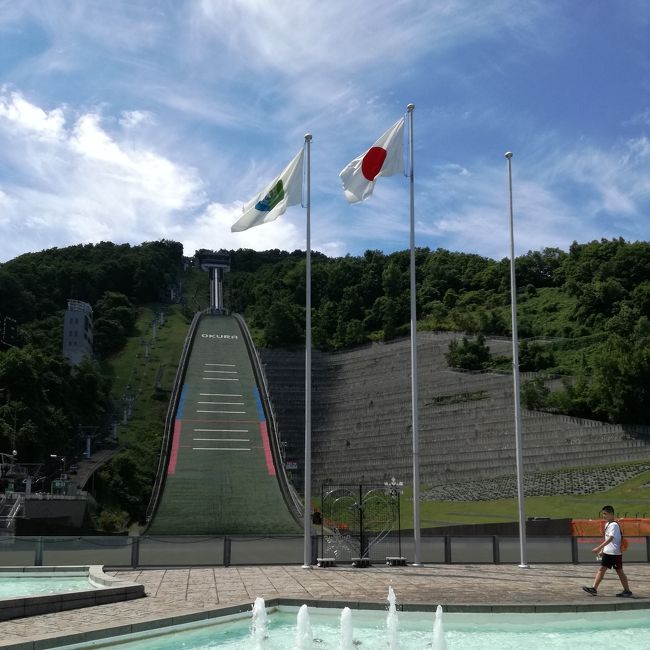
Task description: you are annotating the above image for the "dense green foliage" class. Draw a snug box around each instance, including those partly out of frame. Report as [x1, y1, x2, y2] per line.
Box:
[226, 239, 650, 425]
[0, 240, 183, 323]
[0, 347, 111, 460]
[0, 240, 185, 529]
[445, 335, 491, 371]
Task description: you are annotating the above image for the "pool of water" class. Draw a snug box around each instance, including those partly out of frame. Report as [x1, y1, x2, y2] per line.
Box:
[55, 606, 650, 650]
[0, 576, 95, 598]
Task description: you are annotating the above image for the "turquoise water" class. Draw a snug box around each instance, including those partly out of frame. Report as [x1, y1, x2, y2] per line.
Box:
[57, 607, 650, 649]
[0, 576, 94, 598]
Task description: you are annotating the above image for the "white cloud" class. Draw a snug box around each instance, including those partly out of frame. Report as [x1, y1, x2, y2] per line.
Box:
[119, 110, 152, 128]
[184, 0, 552, 137]
[624, 108, 650, 127]
[549, 139, 649, 218]
[416, 132, 650, 260]
[0, 90, 204, 261]
[192, 0, 547, 79]
[0, 90, 65, 140]
[626, 136, 650, 163]
[183, 201, 304, 254]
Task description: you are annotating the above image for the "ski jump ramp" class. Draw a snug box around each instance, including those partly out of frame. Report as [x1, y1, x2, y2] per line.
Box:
[147, 314, 301, 535]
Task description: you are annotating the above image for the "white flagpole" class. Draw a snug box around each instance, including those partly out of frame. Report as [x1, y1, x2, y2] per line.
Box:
[505, 151, 528, 568]
[407, 103, 422, 567]
[303, 133, 313, 568]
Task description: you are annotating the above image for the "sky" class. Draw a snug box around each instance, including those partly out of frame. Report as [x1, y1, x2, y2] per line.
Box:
[0, 0, 648, 264]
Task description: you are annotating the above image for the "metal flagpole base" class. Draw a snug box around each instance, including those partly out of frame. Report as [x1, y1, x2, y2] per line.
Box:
[302, 564, 312, 569]
[518, 564, 530, 568]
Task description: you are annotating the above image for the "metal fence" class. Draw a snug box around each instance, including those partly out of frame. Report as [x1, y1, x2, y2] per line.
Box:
[1, 535, 649, 567]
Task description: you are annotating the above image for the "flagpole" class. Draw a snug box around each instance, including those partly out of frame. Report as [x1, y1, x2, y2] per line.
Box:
[302, 133, 313, 569]
[505, 151, 528, 569]
[407, 103, 422, 567]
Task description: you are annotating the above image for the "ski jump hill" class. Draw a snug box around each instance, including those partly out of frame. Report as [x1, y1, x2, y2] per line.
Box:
[146, 313, 301, 535]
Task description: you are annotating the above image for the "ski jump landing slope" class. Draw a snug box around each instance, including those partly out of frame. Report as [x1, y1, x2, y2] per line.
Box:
[147, 314, 300, 535]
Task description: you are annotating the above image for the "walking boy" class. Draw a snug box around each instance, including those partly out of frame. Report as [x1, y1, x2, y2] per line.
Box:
[582, 505, 632, 597]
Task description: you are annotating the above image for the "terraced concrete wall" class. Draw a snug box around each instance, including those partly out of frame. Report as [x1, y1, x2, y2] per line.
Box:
[260, 332, 650, 492]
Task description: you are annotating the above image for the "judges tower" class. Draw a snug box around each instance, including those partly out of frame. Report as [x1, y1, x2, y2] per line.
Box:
[195, 250, 231, 313]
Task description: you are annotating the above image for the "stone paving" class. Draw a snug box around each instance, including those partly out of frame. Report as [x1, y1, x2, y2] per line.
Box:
[1, 563, 649, 647]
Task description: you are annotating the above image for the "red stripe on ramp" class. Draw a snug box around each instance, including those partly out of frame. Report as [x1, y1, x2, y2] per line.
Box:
[259, 421, 275, 476]
[168, 420, 182, 475]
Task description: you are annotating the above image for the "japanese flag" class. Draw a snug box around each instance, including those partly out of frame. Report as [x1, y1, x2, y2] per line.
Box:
[339, 117, 405, 203]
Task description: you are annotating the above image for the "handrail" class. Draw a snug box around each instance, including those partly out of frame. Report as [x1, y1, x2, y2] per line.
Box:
[144, 310, 203, 524]
[233, 313, 304, 522]
[7, 495, 22, 525]
[2, 494, 23, 529]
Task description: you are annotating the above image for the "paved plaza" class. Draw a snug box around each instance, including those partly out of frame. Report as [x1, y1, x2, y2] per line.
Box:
[1, 563, 649, 648]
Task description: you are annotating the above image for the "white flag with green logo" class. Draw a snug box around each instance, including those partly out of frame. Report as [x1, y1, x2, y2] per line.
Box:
[231, 148, 304, 232]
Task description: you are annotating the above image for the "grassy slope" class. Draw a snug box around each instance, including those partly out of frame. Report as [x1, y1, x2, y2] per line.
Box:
[396, 467, 650, 529]
[104, 269, 208, 445]
[102, 303, 189, 446]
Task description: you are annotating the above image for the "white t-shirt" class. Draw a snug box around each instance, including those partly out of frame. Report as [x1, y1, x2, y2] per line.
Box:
[603, 521, 622, 555]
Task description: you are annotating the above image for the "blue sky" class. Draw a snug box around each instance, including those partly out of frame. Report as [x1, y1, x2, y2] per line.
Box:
[0, 1, 648, 263]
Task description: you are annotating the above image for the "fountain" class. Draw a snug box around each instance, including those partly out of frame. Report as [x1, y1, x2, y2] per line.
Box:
[41, 589, 650, 649]
[386, 585, 400, 649]
[432, 604, 446, 650]
[295, 604, 313, 649]
[249, 590, 446, 649]
[251, 596, 268, 648]
[340, 606, 354, 650]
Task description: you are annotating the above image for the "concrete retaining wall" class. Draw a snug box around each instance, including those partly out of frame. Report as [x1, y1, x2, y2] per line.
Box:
[260, 332, 650, 495]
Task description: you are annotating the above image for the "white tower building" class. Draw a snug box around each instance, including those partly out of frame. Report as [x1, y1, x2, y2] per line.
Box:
[62, 300, 93, 365]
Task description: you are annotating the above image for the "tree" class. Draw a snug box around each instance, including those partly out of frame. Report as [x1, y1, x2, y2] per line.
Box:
[263, 299, 304, 347]
[519, 341, 555, 372]
[521, 378, 550, 410]
[445, 335, 491, 371]
[93, 291, 136, 358]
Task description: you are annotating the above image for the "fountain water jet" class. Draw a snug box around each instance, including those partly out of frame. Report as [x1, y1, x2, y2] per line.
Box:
[250, 591, 447, 649]
[251, 596, 268, 648]
[386, 585, 400, 649]
[340, 606, 354, 650]
[296, 603, 313, 649]
[432, 604, 447, 650]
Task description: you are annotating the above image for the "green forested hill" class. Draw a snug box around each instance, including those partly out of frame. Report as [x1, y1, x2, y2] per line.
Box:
[1, 237, 648, 527]
[0, 241, 184, 460]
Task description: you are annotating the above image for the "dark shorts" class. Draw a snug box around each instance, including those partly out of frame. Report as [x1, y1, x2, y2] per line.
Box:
[601, 553, 623, 570]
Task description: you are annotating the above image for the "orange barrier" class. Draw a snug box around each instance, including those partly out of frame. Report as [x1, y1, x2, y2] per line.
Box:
[571, 518, 650, 537]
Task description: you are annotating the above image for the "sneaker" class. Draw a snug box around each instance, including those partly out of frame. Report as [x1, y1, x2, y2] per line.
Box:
[616, 590, 633, 598]
[582, 586, 597, 596]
